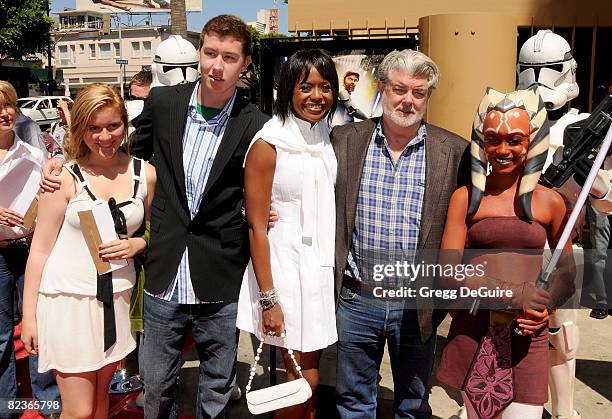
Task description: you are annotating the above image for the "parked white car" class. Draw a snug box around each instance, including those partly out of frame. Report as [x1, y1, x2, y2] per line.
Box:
[17, 96, 73, 128]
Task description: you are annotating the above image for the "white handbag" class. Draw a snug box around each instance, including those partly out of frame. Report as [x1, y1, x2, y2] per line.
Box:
[245, 338, 312, 415]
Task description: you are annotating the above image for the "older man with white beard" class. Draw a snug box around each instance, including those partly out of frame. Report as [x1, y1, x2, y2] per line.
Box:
[330, 49, 470, 418]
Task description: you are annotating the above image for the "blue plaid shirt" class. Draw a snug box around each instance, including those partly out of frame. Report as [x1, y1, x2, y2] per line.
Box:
[347, 121, 427, 283]
[151, 81, 236, 303]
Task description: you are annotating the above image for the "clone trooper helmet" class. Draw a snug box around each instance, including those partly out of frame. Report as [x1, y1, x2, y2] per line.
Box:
[517, 30, 579, 110]
[151, 35, 199, 87]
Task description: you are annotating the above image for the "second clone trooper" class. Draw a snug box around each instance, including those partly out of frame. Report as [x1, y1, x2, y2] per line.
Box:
[151, 34, 200, 87]
[518, 29, 612, 419]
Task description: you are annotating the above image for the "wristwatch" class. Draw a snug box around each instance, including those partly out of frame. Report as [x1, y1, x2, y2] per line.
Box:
[258, 289, 278, 310]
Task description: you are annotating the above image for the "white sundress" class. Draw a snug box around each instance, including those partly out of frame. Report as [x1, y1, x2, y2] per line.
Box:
[236, 114, 338, 352]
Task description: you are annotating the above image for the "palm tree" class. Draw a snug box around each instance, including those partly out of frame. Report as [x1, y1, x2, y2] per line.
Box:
[170, 0, 187, 37]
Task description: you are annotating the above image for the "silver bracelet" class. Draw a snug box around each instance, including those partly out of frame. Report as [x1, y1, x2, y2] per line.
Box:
[258, 288, 278, 310]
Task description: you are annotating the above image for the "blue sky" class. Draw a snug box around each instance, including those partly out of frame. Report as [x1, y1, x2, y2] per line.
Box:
[50, 0, 290, 33]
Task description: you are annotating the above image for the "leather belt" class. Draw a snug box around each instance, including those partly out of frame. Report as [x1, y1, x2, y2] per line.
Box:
[342, 274, 380, 297]
[0, 233, 33, 249]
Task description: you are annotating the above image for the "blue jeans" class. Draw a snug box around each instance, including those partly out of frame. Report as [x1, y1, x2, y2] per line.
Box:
[587, 203, 612, 307]
[0, 246, 60, 417]
[0, 248, 19, 418]
[28, 355, 61, 415]
[335, 284, 436, 419]
[140, 292, 239, 419]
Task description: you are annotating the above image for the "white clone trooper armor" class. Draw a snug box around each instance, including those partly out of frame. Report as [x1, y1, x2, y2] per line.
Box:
[518, 30, 579, 111]
[126, 35, 200, 132]
[518, 29, 611, 419]
[151, 34, 200, 87]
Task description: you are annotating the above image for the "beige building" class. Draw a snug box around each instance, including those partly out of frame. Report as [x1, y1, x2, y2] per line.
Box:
[288, 0, 612, 35]
[287, 0, 612, 138]
[53, 9, 199, 95]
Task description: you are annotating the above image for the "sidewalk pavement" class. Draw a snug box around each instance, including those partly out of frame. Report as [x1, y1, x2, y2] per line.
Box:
[177, 309, 611, 418]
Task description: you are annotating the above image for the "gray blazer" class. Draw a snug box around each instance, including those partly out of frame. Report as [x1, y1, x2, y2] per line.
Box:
[331, 118, 470, 342]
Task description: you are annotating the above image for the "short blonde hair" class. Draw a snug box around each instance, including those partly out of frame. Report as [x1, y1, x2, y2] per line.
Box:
[0, 81, 18, 109]
[63, 83, 128, 162]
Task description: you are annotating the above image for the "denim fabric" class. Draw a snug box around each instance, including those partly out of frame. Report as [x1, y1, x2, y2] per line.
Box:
[0, 248, 20, 419]
[335, 285, 436, 419]
[587, 203, 612, 307]
[140, 292, 239, 419]
[14, 273, 61, 414]
[28, 355, 61, 414]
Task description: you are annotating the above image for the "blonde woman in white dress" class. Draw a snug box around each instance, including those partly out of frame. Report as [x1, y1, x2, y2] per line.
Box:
[236, 49, 339, 418]
[21, 84, 156, 419]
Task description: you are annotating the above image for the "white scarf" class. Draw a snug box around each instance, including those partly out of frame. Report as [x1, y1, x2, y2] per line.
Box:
[248, 114, 336, 267]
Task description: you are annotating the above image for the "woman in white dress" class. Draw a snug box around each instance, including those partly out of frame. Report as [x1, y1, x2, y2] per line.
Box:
[236, 49, 339, 418]
[21, 84, 156, 419]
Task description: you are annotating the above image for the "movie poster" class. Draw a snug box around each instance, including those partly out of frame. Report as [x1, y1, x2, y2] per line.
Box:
[331, 54, 385, 127]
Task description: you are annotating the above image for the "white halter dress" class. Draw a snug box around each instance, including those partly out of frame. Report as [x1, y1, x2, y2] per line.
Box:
[236, 114, 338, 352]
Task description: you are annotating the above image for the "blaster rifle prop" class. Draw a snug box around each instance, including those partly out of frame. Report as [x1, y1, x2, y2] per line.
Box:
[536, 121, 612, 290]
[508, 122, 612, 335]
[540, 95, 612, 189]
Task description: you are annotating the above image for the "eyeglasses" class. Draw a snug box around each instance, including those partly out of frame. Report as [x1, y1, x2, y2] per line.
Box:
[129, 93, 148, 101]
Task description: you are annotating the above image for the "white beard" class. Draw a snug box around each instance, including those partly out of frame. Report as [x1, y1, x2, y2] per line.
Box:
[382, 100, 425, 128]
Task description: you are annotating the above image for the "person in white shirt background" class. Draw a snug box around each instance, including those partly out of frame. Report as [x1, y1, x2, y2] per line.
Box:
[0, 80, 61, 419]
[45, 99, 72, 156]
[13, 106, 46, 156]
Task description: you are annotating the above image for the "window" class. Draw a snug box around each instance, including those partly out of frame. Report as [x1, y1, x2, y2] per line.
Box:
[89, 44, 96, 58]
[87, 16, 102, 29]
[58, 45, 70, 67]
[131, 42, 140, 57]
[99, 43, 111, 58]
[114, 42, 120, 58]
[143, 41, 152, 57]
[70, 45, 76, 64]
[79, 44, 85, 53]
[36, 99, 51, 111]
[17, 99, 37, 109]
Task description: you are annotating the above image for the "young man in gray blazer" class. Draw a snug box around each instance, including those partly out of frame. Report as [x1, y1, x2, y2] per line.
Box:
[332, 49, 470, 418]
